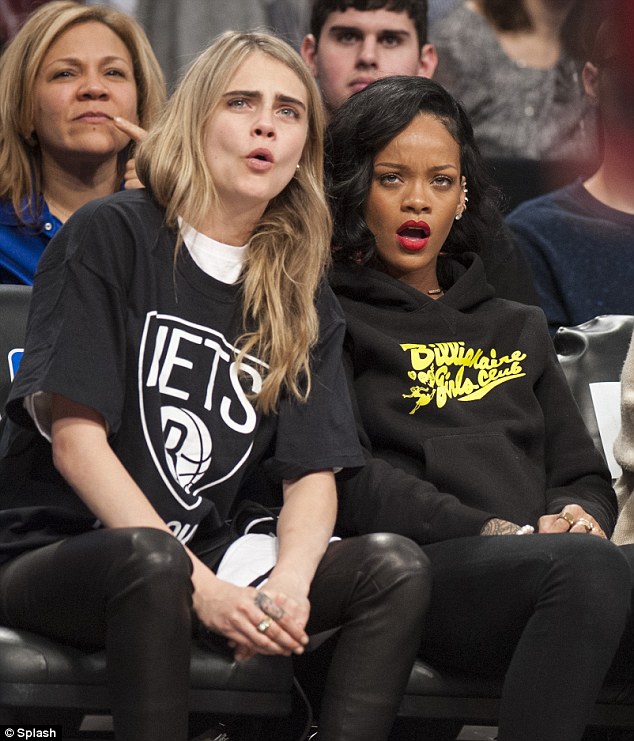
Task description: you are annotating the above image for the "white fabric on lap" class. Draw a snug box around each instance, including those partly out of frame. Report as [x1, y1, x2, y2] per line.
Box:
[216, 533, 278, 588]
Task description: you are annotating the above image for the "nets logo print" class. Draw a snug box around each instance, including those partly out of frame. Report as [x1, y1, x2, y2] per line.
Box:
[138, 311, 267, 512]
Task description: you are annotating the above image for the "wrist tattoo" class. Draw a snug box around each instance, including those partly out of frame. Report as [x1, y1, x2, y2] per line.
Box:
[480, 518, 523, 536]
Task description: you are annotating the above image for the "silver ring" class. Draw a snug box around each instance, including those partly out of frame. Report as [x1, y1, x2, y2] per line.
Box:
[574, 517, 594, 533]
[257, 617, 272, 633]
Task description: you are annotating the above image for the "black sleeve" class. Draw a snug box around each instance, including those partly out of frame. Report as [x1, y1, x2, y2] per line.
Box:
[335, 351, 492, 544]
[537, 331, 618, 535]
[7, 198, 134, 434]
[263, 283, 365, 481]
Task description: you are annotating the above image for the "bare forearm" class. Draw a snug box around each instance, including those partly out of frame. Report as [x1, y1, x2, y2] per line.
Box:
[51, 397, 169, 532]
[273, 470, 337, 592]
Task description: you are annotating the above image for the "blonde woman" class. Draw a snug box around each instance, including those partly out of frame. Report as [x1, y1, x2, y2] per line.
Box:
[0, 0, 165, 284]
[0, 31, 428, 741]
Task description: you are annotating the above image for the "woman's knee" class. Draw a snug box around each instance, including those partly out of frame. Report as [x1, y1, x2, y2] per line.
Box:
[360, 532, 428, 571]
[102, 527, 192, 594]
[352, 533, 431, 599]
[539, 535, 631, 614]
[550, 535, 628, 580]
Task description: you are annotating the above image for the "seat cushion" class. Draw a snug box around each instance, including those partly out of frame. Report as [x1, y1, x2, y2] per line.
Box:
[0, 626, 293, 695]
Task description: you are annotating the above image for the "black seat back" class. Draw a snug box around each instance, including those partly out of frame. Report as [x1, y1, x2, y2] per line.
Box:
[0, 285, 31, 415]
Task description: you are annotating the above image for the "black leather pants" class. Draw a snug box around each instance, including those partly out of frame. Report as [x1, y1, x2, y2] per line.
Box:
[303, 533, 430, 741]
[0, 528, 193, 741]
[0, 529, 429, 741]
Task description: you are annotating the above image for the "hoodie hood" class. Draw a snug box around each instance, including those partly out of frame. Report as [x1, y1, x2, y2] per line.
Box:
[330, 252, 495, 315]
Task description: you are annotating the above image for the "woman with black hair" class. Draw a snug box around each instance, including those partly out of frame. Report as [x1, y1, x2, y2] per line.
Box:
[326, 75, 633, 741]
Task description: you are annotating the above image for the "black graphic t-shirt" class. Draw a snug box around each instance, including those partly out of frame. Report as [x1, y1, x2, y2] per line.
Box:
[0, 190, 363, 563]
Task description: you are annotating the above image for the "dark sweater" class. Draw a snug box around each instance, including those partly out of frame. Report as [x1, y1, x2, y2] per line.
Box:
[331, 252, 617, 544]
[507, 179, 634, 333]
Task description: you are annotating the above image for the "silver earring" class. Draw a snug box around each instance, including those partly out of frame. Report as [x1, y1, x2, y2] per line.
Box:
[455, 177, 468, 219]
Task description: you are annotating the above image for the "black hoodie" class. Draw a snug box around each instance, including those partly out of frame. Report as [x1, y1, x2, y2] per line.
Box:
[330, 252, 617, 544]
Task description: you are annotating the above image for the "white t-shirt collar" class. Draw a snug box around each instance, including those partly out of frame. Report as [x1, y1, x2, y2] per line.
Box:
[179, 219, 248, 285]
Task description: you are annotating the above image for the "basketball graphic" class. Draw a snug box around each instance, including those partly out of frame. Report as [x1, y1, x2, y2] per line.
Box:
[161, 406, 213, 493]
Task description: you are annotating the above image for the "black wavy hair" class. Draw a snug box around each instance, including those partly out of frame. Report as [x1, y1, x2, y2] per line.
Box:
[310, 0, 428, 47]
[325, 75, 502, 266]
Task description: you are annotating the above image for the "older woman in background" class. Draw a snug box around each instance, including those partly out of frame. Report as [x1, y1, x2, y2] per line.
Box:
[0, 0, 166, 284]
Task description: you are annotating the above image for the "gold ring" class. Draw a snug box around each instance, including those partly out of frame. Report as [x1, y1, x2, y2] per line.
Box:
[257, 618, 272, 633]
[557, 511, 575, 529]
[574, 517, 594, 533]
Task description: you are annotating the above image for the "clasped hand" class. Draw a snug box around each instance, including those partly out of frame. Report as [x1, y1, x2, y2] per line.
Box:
[193, 570, 310, 662]
[538, 504, 606, 538]
[482, 504, 606, 538]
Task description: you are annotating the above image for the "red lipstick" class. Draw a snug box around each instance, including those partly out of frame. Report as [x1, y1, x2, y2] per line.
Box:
[396, 220, 431, 252]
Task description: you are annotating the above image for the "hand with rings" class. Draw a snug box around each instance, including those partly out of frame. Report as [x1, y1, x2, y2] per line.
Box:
[556, 510, 575, 529]
[537, 504, 606, 538]
[573, 517, 594, 533]
[190, 565, 308, 662]
[244, 590, 306, 657]
[257, 616, 273, 633]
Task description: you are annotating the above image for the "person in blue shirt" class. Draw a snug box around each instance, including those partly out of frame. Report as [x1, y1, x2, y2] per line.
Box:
[0, 0, 165, 285]
[506, 4, 634, 333]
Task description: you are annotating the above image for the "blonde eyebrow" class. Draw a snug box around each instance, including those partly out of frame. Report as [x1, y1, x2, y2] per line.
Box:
[222, 90, 306, 111]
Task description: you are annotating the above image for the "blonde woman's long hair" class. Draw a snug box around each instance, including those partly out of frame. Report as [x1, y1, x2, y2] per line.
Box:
[136, 31, 331, 414]
[0, 0, 166, 224]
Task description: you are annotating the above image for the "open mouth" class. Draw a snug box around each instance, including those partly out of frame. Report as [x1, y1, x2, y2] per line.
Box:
[248, 149, 273, 163]
[396, 221, 431, 251]
[398, 226, 429, 239]
[397, 222, 431, 239]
